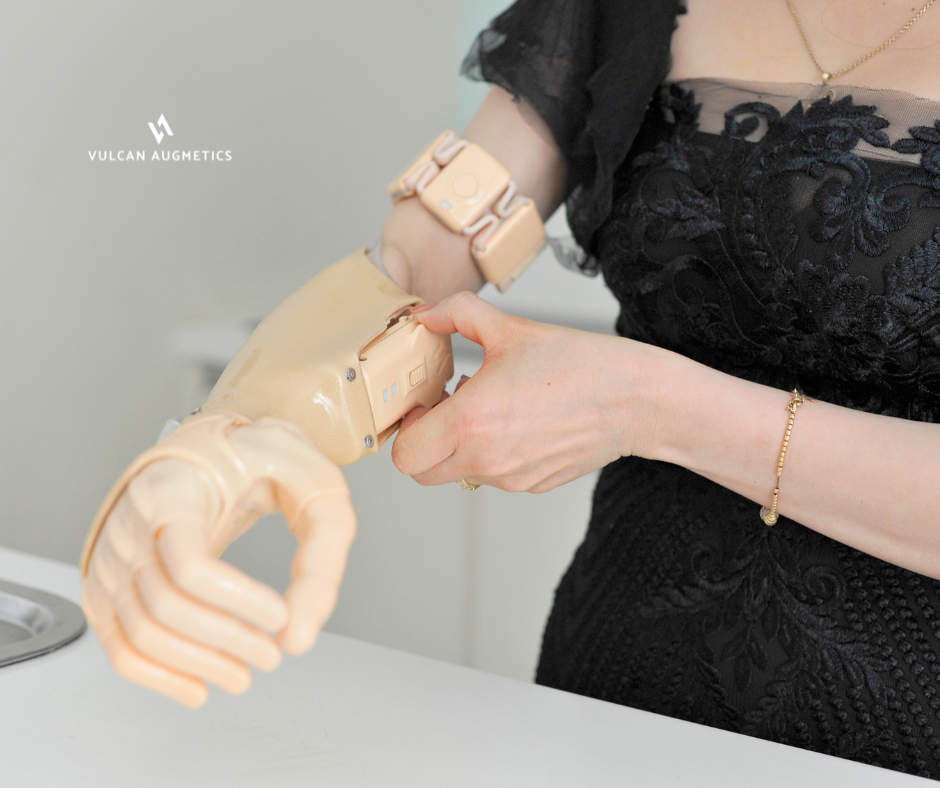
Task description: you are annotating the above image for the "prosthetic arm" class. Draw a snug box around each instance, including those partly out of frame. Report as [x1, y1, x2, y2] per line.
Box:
[80, 132, 545, 708]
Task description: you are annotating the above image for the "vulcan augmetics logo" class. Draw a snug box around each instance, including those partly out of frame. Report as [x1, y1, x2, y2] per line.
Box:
[88, 114, 233, 162]
[148, 114, 173, 144]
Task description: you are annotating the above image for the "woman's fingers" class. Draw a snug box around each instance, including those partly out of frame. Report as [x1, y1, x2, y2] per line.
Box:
[279, 491, 357, 655]
[398, 405, 431, 433]
[391, 398, 460, 477]
[412, 290, 516, 350]
[397, 376, 462, 434]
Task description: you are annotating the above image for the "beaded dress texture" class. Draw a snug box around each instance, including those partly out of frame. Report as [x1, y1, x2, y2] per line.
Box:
[463, 0, 940, 779]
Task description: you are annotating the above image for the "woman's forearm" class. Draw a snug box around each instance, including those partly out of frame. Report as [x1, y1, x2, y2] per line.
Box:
[639, 345, 940, 579]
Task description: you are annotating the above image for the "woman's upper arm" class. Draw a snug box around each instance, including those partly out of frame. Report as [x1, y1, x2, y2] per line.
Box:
[463, 84, 568, 221]
[379, 85, 568, 302]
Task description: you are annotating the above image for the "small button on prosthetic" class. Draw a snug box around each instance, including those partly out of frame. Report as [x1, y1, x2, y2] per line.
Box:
[451, 173, 479, 199]
[409, 364, 426, 388]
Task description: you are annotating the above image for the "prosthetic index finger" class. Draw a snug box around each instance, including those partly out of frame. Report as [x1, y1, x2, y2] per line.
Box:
[83, 577, 209, 709]
[135, 560, 282, 672]
[156, 519, 288, 632]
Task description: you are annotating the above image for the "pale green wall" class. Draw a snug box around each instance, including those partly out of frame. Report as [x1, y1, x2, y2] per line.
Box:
[455, 0, 514, 129]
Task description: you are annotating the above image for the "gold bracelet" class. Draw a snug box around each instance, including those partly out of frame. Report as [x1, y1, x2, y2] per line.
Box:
[760, 388, 815, 526]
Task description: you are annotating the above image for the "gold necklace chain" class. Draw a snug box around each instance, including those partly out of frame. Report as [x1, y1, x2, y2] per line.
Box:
[786, 0, 937, 84]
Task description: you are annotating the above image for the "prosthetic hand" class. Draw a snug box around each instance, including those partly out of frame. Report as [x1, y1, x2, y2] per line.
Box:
[81, 414, 356, 707]
[81, 249, 454, 707]
[81, 130, 544, 708]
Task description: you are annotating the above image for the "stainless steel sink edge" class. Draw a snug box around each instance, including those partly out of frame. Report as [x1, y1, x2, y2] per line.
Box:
[0, 580, 87, 669]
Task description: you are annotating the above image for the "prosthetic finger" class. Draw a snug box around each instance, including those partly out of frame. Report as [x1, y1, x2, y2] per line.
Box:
[280, 491, 357, 655]
[81, 412, 251, 579]
[99, 493, 154, 570]
[90, 524, 257, 694]
[125, 457, 222, 537]
[83, 576, 209, 709]
[111, 576, 251, 696]
[135, 560, 281, 672]
[95, 459, 217, 590]
[156, 520, 288, 632]
[88, 528, 132, 598]
[224, 418, 357, 655]
[227, 418, 350, 522]
[90, 499, 278, 670]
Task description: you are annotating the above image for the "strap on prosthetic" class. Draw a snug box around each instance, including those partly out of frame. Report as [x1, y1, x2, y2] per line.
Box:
[388, 132, 546, 292]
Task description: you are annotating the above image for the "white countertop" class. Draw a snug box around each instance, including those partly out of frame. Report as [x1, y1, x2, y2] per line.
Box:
[0, 546, 931, 787]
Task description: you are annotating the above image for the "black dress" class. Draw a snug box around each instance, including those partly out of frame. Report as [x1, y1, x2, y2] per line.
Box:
[464, 0, 940, 780]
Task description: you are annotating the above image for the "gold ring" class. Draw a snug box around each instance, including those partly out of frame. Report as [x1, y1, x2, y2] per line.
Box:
[457, 479, 479, 491]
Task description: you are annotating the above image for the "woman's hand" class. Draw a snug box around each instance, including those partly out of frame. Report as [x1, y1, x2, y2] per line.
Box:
[391, 292, 667, 493]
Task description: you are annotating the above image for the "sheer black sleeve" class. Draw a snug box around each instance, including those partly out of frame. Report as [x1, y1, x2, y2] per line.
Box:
[460, 0, 686, 270]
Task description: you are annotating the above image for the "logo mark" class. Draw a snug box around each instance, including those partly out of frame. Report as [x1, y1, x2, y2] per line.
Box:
[148, 114, 174, 144]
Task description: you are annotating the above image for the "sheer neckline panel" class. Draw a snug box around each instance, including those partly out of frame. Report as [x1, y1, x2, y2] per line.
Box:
[662, 76, 940, 163]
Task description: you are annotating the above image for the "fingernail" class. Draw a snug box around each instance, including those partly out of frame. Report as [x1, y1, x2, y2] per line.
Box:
[411, 301, 437, 314]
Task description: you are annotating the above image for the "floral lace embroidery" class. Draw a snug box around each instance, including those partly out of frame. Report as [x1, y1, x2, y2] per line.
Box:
[596, 84, 940, 420]
[537, 84, 940, 779]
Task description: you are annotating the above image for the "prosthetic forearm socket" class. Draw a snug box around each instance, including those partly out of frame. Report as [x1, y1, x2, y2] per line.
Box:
[202, 248, 453, 464]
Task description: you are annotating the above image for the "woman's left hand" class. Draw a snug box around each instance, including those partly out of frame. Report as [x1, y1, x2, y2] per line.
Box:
[391, 291, 669, 493]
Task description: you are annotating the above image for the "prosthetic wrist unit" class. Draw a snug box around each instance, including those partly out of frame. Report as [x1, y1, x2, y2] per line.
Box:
[81, 248, 453, 575]
[389, 131, 546, 292]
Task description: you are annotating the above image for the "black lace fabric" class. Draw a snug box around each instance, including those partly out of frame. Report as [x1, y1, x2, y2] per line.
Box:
[534, 78, 940, 779]
[598, 78, 940, 418]
[460, 0, 687, 271]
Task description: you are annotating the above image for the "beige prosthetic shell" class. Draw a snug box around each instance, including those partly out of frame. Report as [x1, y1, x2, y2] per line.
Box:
[81, 411, 247, 576]
[203, 247, 431, 464]
[81, 247, 453, 576]
[81, 412, 358, 708]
